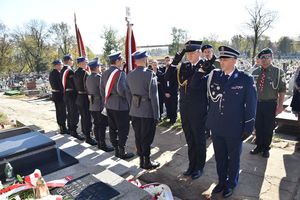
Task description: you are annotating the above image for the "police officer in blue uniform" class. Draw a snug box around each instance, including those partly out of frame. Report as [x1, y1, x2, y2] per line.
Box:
[206, 46, 257, 198]
[60, 54, 84, 140]
[74, 57, 97, 145]
[49, 59, 67, 134]
[100, 52, 134, 159]
[177, 40, 214, 180]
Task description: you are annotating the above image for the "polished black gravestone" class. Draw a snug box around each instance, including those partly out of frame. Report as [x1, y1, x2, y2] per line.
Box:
[0, 126, 32, 140]
[51, 173, 120, 200]
[0, 131, 78, 181]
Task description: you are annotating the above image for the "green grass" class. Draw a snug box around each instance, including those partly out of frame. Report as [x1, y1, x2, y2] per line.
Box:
[0, 112, 8, 125]
[158, 112, 182, 130]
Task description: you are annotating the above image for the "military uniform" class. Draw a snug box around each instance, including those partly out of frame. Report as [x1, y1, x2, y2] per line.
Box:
[164, 64, 178, 123]
[100, 52, 133, 159]
[49, 60, 67, 134]
[178, 40, 214, 179]
[74, 57, 96, 145]
[252, 63, 286, 153]
[126, 50, 160, 169]
[85, 58, 114, 151]
[207, 46, 257, 198]
[60, 55, 80, 137]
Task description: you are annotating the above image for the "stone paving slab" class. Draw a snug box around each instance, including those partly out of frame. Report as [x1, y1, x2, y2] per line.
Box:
[1, 94, 300, 200]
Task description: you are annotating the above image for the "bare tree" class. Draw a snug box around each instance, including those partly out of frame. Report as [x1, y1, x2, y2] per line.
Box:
[13, 20, 50, 72]
[246, 1, 277, 63]
[49, 22, 76, 56]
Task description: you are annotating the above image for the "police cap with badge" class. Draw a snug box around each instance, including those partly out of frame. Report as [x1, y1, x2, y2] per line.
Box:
[201, 44, 213, 52]
[185, 40, 202, 52]
[218, 46, 240, 59]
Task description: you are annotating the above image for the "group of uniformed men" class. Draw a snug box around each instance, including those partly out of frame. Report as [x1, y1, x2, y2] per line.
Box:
[49, 40, 286, 198]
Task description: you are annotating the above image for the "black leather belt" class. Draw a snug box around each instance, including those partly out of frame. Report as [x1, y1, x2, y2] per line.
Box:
[65, 88, 74, 92]
[77, 91, 87, 94]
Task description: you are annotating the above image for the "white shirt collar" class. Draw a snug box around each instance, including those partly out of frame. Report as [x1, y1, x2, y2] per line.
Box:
[191, 58, 201, 66]
[225, 67, 236, 77]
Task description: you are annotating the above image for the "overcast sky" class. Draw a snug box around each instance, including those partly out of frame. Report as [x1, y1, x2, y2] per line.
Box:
[0, 0, 299, 54]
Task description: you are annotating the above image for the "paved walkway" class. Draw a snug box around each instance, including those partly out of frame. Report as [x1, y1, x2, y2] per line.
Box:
[0, 93, 300, 200]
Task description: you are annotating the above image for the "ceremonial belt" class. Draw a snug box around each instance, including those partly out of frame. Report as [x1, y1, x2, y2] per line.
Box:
[65, 88, 74, 92]
[177, 65, 188, 93]
[77, 91, 87, 94]
[105, 69, 121, 103]
[51, 89, 60, 92]
[62, 67, 71, 93]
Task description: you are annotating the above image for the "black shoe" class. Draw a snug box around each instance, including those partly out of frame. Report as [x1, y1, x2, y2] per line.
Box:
[143, 157, 160, 169]
[85, 138, 98, 146]
[118, 147, 134, 160]
[262, 150, 270, 158]
[212, 183, 225, 194]
[222, 187, 233, 198]
[183, 168, 193, 176]
[250, 147, 262, 155]
[71, 132, 85, 141]
[98, 144, 114, 152]
[191, 170, 202, 180]
[59, 125, 68, 134]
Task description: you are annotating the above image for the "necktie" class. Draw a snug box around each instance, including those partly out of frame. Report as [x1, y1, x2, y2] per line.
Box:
[259, 69, 266, 92]
[222, 74, 229, 83]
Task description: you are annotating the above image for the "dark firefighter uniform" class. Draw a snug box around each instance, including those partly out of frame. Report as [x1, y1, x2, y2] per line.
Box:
[49, 59, 67, 134]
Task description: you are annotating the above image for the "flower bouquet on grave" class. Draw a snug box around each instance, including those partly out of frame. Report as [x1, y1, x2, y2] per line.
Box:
[128, 179, 174, 200]
[0, 169, 72, 200]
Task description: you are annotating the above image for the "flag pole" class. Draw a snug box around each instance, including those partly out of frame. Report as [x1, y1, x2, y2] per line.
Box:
[74, 13, 81, 57]
[126, 7, 132, 71]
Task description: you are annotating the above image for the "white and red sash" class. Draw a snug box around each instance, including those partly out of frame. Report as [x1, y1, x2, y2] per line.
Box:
[62, 66, 71, 93]
[105, 69, 120, 103]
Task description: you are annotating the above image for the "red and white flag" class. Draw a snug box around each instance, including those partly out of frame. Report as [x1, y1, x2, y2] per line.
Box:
[74, 13, 90, 73]
[125, 23, 137, 73]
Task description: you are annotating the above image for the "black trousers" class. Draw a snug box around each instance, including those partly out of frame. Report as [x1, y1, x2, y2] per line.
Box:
[77, 104, 92, 137]
[54, 100, 66, 127]
[165, 94, 178, 122]
[91, 111, 108, 144]
[180, 101, 206, 171]
[107, 109, 130, 148]
[131, 117, 156, 157]
[158, 93, 165, 117]
[255, 101, 277, 151]
[64, 94, 79, 132]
